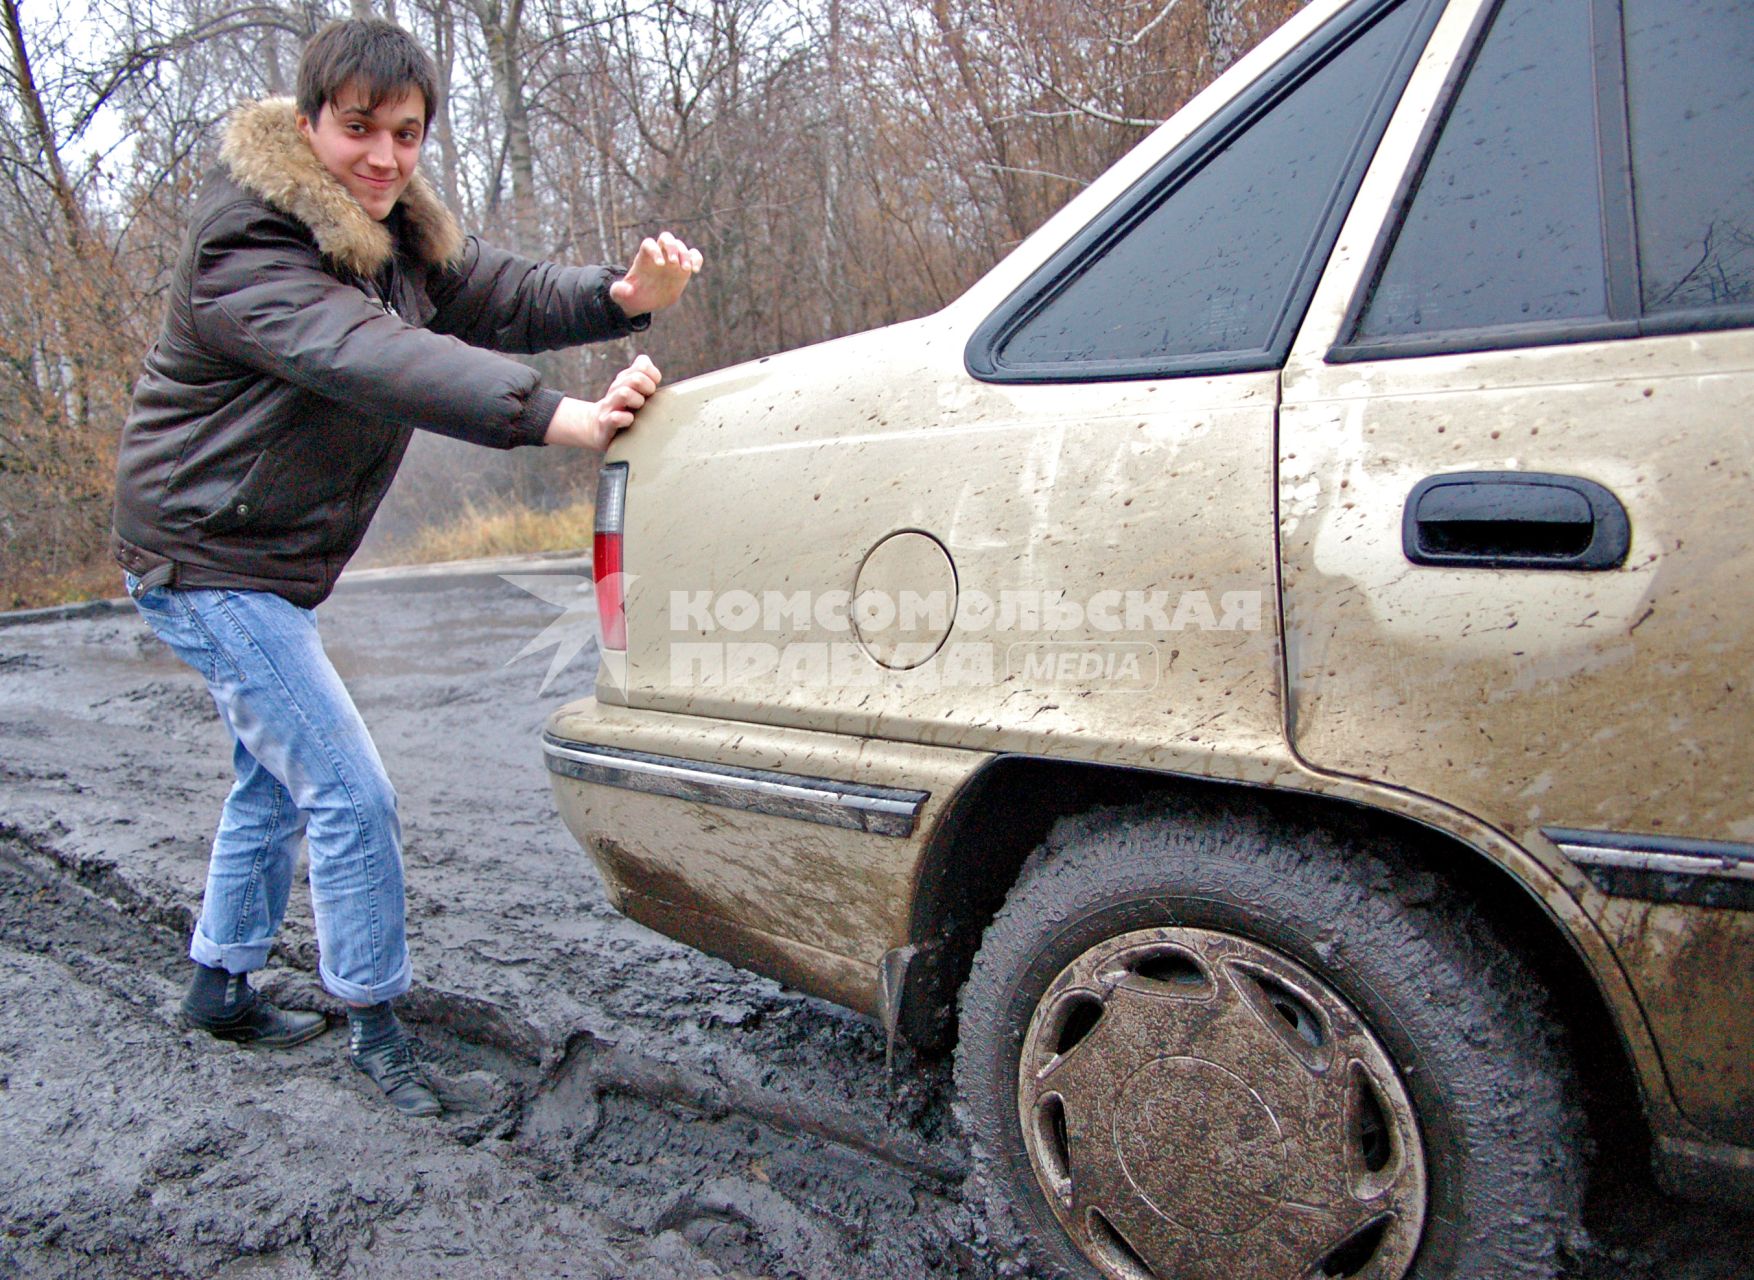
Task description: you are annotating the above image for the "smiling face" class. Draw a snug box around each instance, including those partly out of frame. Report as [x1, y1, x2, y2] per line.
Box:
[297, 81, 427, 221]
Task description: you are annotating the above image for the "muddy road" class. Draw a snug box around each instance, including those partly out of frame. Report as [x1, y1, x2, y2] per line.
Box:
[0, 564, 1746, 1279]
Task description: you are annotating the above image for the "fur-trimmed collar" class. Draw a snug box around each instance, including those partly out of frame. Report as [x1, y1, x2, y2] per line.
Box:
[219, 97, 463, 276]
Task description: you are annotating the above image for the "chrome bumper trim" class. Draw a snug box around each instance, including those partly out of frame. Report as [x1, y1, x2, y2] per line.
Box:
[1655, 1134, 1754, 1208]
[542, 735, 928, 837]
[1544, 827, 1754, 910]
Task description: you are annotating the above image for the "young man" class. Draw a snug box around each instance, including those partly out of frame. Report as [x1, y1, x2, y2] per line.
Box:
[112, 18, 701, 1116]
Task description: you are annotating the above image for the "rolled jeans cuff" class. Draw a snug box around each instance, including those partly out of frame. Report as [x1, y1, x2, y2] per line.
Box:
[319, 953, 412, 1006]
[189, 925, 273, 975]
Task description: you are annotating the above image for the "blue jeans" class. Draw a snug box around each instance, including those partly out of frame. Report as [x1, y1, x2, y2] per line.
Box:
[126, 577, 410, 1004]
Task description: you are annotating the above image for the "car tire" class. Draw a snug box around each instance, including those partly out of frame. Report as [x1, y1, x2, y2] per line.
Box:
[954, 797, 1586, 1280]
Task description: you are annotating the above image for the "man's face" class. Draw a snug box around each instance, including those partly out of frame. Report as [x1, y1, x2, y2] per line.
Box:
[297, 81, 426, 222]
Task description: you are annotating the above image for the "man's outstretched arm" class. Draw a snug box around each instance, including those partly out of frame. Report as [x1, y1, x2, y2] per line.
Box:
[542, 355, 661, 451]
[430, 231, 704, 354]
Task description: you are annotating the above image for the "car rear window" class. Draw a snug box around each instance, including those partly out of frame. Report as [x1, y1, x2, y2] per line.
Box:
[968, 0, 1436, 382]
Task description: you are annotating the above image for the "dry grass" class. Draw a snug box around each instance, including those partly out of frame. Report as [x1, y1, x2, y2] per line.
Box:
[2, 497, 594, 613]
[361, 496, 596, 568]
[8, 558, 127, 611]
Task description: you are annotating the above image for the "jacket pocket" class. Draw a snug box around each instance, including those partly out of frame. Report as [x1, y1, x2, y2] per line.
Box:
[194, 448, 282, 535]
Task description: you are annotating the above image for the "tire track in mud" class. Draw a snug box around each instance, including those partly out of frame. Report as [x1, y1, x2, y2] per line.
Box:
[0, 835, 984, 1279]
[0, 820, 973, 1226]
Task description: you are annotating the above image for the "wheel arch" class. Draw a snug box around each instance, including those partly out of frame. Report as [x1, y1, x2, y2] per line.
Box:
[898, 753, 1650, 1167]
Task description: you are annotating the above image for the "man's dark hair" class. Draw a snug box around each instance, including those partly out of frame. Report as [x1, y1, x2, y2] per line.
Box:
[296, 19, 440, 128]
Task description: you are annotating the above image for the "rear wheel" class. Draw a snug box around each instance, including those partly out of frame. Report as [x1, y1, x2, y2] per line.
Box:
[954, 800, 1585, 1280]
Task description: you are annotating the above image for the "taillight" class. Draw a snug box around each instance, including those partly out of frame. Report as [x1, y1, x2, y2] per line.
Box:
[593, 462, 628, 650]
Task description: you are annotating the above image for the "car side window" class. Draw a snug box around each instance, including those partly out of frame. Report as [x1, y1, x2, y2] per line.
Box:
[967, 0, 1434, 383]
[1341, 0, 1753, 359]
[1352, 0, 1607, 343]
[1624, 0, 1754, 317]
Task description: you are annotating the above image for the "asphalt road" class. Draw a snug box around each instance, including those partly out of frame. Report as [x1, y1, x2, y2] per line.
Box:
[0, 565, 1746, 1278]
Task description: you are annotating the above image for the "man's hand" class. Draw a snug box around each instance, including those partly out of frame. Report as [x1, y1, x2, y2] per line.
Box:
[610, 232, 703, 317]
[543, 355, 661, 451]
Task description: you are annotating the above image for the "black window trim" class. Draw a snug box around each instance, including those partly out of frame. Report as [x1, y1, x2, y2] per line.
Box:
[964, 0, 1444, 386]
[1640, 302, 1754, 339]
[1591, 0, 1642, 321]
[1329, 0, 1751, 365]
[1339, 317, 1640, 364]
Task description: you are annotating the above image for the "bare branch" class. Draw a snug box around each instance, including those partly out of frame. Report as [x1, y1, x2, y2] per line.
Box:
[1036, 77, 1164, 130]
[977, 161, 1087, 186]
[1112, 0, 1188, 50]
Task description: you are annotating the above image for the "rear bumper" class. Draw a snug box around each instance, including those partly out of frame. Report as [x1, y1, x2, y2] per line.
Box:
[543, 697, 991, 1016]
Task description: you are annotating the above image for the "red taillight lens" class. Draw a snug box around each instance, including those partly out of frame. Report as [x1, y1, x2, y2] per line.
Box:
[593, 462, 628, 651]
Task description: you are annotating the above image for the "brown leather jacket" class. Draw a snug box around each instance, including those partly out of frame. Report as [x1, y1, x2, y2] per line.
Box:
[113, 98, 645, 607]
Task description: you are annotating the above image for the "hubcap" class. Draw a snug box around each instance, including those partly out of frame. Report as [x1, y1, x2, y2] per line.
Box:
[1017, 927, 1426, 1280]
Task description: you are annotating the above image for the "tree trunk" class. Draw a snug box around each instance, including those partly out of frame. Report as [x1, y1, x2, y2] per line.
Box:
[471, 0, 536, 249]
[927, 0, 1028, 243]
[420, 0, 465, 216]
[1203, 0, 1246, 75]
[818, 0, 843, 339]
[2, 0, 84, 250]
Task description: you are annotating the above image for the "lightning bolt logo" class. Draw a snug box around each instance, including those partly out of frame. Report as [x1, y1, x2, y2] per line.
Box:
[501, 572, 638, 693]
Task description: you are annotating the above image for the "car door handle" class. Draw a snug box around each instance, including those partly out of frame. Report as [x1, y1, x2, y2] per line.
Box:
[1403, 471, 1630, 570]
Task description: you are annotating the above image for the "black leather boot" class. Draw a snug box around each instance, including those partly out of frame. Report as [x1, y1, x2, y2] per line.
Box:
[180, 962, 328, 1049]
[347, 1003, 442, 1117]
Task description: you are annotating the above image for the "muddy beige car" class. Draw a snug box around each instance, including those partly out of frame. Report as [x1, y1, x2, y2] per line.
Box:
[545, 0, 1754, 1275]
